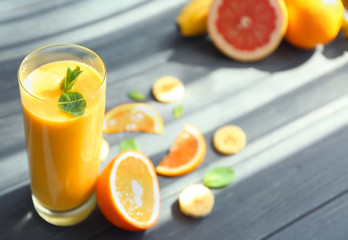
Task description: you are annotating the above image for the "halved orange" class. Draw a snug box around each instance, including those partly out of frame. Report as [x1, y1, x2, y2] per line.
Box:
[103, 103, 164, 134]
[96, 150, 161, 231]
[156, 124, 206, 177]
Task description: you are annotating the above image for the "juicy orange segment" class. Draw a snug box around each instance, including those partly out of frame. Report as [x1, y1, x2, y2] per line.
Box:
[96, 150, 160, 231]
[156, 124, 206, 177]
[103, 103, 164, 134]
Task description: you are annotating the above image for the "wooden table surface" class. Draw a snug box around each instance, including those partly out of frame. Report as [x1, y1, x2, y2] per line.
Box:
[1, 0, 348, 239]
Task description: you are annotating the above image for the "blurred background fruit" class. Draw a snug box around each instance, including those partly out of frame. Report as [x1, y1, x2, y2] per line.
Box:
[284, 0, 344, 49]
[176, 0, 213, 36]
[207, 0, 288, 62]
[341, 0, 348, 39]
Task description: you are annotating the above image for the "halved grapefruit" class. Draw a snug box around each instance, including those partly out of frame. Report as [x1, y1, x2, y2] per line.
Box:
[208, 0, 288, 62]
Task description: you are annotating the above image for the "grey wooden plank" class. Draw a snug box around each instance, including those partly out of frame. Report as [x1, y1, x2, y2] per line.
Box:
[268, 190, 348, 240]
[0, 0, 149, 48]
[0, 0, 83, 23]
[0, 0, 189, 62]
[0, 151, 28, 194]
[0, 184, 113, 240]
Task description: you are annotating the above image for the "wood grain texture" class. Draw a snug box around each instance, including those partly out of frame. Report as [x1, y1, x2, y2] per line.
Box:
[1, 0, 348, 239]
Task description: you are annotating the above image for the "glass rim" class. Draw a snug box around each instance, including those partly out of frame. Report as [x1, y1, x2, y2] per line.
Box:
[18, 43, 106, 104]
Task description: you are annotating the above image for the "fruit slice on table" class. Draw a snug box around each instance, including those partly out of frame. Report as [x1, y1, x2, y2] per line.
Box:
[213, 125, 246, 155]
[152, 76, 185, 103]
[208, 0, 288, 62]
[99, 138, 110, 162]
[103, 103, 164, 134]
[284, 0, 343, 49]
[176, 0, 214, 36]
[156, 124, 206, 177]
[96, 150, 160, 231]
[179, 184, 215, 218]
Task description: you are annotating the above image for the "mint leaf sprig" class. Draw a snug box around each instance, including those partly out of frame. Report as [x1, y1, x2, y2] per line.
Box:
[58, 66, 86, 117]
[60, 66, 82, 91]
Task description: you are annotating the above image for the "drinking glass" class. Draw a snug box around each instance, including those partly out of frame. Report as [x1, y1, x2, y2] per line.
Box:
[18, 43, 106, 226]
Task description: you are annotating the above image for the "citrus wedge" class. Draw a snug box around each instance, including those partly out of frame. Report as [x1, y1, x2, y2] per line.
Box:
[96, 150, 161, 231]
[208, 0, 288, 62]
[156, 124, 206, 177]
[103, 103, 164, 134]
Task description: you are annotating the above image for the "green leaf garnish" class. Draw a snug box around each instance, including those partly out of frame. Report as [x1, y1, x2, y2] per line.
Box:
[58, 66, 85, 117]
[119, 138, 141, 153]
[173, 104, 184, 119]
[60, 66, 83, 91]
[128, 90, 145, 101]
[58, 92, 86, 117]
[203, 167, 235, 188]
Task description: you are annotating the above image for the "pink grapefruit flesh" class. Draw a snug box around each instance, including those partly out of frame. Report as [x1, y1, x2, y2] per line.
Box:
[208, 0, 288, 62]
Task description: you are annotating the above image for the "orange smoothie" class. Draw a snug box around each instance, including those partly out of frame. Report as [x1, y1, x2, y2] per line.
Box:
[20, 60, 105, 211]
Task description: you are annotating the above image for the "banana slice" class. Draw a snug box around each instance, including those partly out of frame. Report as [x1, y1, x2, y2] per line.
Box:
[213, 125, 246, 155]
[152, 76, 185, 103]
[179, 184, 214, 218]
[99, 138, 110, 162]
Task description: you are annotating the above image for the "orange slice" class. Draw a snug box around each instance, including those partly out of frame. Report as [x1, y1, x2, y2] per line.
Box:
[156, 124, 206, 177]
[103, 103, 164, 134]
[96, 150, 161, 231]
[152, 76, 185, 103]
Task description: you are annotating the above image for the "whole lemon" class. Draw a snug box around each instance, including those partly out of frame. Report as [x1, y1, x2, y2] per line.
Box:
[284, 0, 344, 49]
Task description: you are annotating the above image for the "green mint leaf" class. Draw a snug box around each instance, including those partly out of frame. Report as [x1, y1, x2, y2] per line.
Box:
[58, 91, 86, 117]
[58, 66, 85, 117]
[128, 90, 145, 101]
[60, 68, 69, 90]
[60, 66, 83, 91]
[60, 77, 67, 90]
[119, 138, 141, 153]
[173, 104, 184, 119]
[203, 167, 235, 188]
